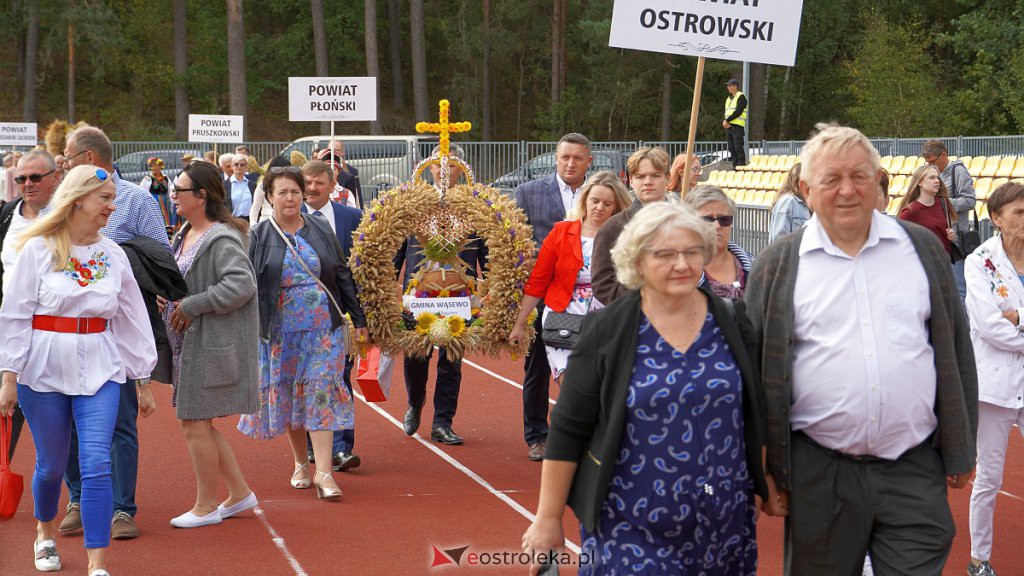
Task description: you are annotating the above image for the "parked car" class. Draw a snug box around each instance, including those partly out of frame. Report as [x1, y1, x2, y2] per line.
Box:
[278, 135, 439, 194]
[489, 150, 630, 195]
[114, 149, 204, 185]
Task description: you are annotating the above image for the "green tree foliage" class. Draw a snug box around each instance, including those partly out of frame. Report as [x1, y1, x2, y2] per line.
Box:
[0, 0, 1022, 141]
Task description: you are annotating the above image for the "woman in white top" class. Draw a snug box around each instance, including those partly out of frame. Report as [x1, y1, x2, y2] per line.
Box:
[965, 181, 1024, 576]
[0, 165, 158, 576]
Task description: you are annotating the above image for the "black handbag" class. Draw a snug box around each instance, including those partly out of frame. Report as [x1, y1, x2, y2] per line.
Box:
[958, 209, 982, 256]
[940, 197, 972, 264]
[542, 311, 585, 350]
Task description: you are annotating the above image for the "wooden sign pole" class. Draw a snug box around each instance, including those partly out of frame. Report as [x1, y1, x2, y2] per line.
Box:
[682, 56, 705, 197]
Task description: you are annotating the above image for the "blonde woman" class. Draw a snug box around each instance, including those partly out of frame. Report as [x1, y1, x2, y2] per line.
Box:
[768, 163, 810, 243]
[508, 171, 632, 385]
[898, 164, 957, 257]
[0, 165, 158, 576]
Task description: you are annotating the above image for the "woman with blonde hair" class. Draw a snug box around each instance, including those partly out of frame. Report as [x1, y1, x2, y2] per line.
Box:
[508, 171, 632, 383]
[768, 163, 810, 242]
[0, 164, 157, 576]
[522, 201, 766, 574]
[898, 164, 956, 256]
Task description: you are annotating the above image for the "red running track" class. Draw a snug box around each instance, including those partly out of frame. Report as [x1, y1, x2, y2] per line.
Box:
[2, 352, 1024, 575]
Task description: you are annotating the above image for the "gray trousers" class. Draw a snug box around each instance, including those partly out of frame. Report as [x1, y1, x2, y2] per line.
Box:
[784, 432, 955, 576]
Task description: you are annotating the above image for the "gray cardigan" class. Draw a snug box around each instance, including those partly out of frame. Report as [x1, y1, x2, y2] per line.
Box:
[743, 220, 978, 491]
[174, 223, 260, 420]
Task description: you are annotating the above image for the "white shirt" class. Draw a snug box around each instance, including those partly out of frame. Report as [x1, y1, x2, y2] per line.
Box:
[791, 211, 938, 459]
[1, 203, 32, 292]
[306, 202, 336, 234]
[0, 236, 157, 395]
[555, 174, 580, 216]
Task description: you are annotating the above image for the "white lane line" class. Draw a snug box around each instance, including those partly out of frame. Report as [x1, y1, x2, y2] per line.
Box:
[355, 391, 581, 555]
[968, 481, 1024, 502]
[254, 507, 309, 576]
[462, 357, 557, 406]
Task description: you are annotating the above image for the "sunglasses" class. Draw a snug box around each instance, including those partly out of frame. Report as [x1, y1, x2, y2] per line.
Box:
[14, 169, 55, 185]
[233, 162, 248, 167]
[268, 166, 302, 175]
[93, 168, 110, 182]
[702, 215, 734, 227]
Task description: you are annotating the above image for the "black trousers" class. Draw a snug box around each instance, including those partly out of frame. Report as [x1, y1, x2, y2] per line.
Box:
[726, 125, 747, 167]
[404, 348, 461, 429]
[522, 311, 551, 446]
[784, 432, 955, 576]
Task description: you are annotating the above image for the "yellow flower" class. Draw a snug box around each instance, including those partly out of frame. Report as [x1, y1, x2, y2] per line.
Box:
[447, 316, 467, 338]
[439, 289, 450, 297]
[526, 308, 538, 325]
[416, 312, 437, 334]
[409, 279, 419, 288]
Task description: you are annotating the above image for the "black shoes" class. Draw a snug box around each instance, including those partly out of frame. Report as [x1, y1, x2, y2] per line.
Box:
[431, 427, 464, 445]
[404, 406, 423, 436]
[332, 452, 361, 472]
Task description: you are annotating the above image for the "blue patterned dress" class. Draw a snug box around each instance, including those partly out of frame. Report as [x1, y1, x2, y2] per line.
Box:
[580, 313, 756, 576]
[237, 233, 354, 439]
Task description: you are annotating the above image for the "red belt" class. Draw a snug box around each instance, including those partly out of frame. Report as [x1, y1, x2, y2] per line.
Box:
[32, 315, 108, 334]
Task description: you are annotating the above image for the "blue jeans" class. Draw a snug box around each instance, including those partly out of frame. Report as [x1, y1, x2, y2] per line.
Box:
[952, 260, 967, 302]
[18, 381, 120, 549]
[65, 377, 139, 516]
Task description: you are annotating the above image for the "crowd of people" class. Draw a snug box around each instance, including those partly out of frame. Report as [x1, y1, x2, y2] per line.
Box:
[0, 120, 1019, 576]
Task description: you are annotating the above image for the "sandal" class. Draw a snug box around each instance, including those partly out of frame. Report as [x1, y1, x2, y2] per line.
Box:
[291, 462, 311, 489]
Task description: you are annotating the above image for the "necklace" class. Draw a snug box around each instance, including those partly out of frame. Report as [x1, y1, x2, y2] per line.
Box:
[643, 293, 703, 352]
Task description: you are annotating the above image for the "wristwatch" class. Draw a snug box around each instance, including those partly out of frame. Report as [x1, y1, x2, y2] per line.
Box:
[135, 377, 152, 388]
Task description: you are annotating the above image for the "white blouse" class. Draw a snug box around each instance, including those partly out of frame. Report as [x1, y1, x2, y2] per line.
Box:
[0, 236, 157, 395]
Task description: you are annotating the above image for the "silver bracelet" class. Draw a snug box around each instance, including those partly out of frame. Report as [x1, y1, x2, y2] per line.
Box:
[135, 378, 151, 388]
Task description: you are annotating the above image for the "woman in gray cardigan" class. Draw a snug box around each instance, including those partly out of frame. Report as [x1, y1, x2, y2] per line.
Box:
[162, 160, 259, 529]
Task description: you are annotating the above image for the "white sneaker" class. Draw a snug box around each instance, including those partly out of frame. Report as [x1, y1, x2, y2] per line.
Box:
[34, 538, 61, 572]
[217, 492, 258, 519]
[169, 509, 222, 529]
[89, 570, 111, 576]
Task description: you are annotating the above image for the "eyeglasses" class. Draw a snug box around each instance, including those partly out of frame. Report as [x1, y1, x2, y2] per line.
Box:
[646, 247, 706, 264]
[93, 168, 110, 182]
[690, 165, 703, 175]
[233, 162, 248, 167]
[64, 149, 89, 162]
[702, 215, 734, 227]
[173, 187, 197, 194]
[268, 166, 302, 175]
[14, 169, 55, 185]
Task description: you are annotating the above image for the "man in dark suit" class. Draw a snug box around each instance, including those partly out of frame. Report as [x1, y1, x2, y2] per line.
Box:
[395, 144, 486, 445]
[513, 133, 592, 461]
[301, 159, 364, 471]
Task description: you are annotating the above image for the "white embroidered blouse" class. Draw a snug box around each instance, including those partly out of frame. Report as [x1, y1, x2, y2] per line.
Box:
[0, 235, 157, 395]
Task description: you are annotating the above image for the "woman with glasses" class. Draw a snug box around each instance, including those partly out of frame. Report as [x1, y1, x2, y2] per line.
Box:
[0, 165, 158, 576]
[667, 152, 703, 197]
[521, 202, 766, 575]
[508, 171, 632, 383]
[161, 160, 259, 528]
[240, 167, 368, 500]
[139, 157, 177, 233]
[684, 185, 753, 299]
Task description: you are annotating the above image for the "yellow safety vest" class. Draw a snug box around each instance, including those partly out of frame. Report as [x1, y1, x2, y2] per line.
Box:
[724, 91, 747, 127]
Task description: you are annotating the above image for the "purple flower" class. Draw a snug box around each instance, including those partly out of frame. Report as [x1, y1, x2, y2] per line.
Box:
[359, 233, 365, 241]
[354, 256, 362, 267]
[484, 199, 493, 207]
[495, 211, 503, 220]
[509, 229, 516, 238]
[370, 213, 377, 221]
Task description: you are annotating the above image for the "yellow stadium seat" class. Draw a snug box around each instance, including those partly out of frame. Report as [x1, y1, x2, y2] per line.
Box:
[890, 156, 906, 175]
[886, 197, 900, 216]
[948, 156, 958, 163]
[975, 178, 993, 200]
[785, 155, 800, 171]
[902, 156, 924, 175]
[969, 156, 988, 176]
[880, 156, 894, 172]
[978, 155, 1003, 176]
[1011, 157, 1024, 179]
[890, 175, 908, 196]
[752, 155, 769, 171]
[763, 156, 778, 171]
[706, 170, 721, 185]
[770, 172, 785, 189]
[722, 171, 737, 187]
[978, 202, 990, 220]
[757, 172, 773, 189]
[991, 177, 1009, 193]
[995, 156, 1016, 178]
[738, 172, 753, 188]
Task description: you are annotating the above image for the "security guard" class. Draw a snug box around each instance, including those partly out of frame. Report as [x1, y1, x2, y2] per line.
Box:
[722, 78, 748, 168]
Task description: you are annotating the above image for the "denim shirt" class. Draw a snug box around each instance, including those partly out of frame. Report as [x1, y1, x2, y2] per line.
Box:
[768, 193, 811, 243]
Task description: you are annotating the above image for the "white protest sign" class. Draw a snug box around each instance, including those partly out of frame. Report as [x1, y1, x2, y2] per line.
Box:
[401, 296, 473, 321]
[609, 0, 804, 67]
[288, 77, 378, 122]
[188, 115, 244, 143]
[0, 123, 38, 147]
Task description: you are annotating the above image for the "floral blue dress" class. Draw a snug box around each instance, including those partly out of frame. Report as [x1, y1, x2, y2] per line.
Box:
[580, 313, 756, 576]
[237, 233, 354, 439]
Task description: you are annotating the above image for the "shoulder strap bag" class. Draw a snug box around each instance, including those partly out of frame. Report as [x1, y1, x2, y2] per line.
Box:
[939, 197, 969, 264]
[268, 216, 353, 354]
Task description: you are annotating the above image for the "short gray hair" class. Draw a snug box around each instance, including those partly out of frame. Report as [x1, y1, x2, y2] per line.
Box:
[431, 144, 465, 160]
[611, 200, 716, 290]
[68, 126, 113, 164]
[800, 123, 880, 185]
[218, 153, 234, 166]
[684, 185, 736, 215]
[18, 150, 56, 171]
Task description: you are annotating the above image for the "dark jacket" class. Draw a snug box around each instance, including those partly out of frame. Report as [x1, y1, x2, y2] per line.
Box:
[395, 236, 488, 289]
[249, 214, 367, 341]
[545, 288, 768, 532]
[591, 199, 644, 305]
[121, 237, 189, 383]
[336, 169, 364, 210]
[301, 201, 362, 260]
[0, 198, 23, 307]
[743, 221, 978, 491]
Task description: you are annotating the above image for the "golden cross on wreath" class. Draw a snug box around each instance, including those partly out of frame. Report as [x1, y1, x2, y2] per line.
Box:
[415, 99, 472, 159]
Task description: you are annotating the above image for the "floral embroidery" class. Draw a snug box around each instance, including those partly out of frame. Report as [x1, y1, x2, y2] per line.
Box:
[64, 252, 109, 287]
[979, 249, 1012, 301]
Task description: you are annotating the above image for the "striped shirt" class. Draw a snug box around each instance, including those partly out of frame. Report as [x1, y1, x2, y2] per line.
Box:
[101, 172, 171, 250]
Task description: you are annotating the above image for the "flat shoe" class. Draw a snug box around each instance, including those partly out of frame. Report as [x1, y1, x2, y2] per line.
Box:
[89, 571, 111, 576]
[218, 492, 258, 519]
[34, 538, 61, 572]
[170, 509, 222, 528]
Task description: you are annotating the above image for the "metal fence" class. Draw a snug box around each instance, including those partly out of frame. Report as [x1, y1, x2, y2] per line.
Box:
[757, 135, 1024, 158]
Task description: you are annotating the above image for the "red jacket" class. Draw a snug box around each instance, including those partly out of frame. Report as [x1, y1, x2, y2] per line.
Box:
[524, 220, 584, 312]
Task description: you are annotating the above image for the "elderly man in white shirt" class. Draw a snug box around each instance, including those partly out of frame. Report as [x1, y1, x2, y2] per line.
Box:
[744, 123, 977, 576]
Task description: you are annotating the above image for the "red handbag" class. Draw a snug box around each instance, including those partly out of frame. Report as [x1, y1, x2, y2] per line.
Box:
[0, 414, 25, 520]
